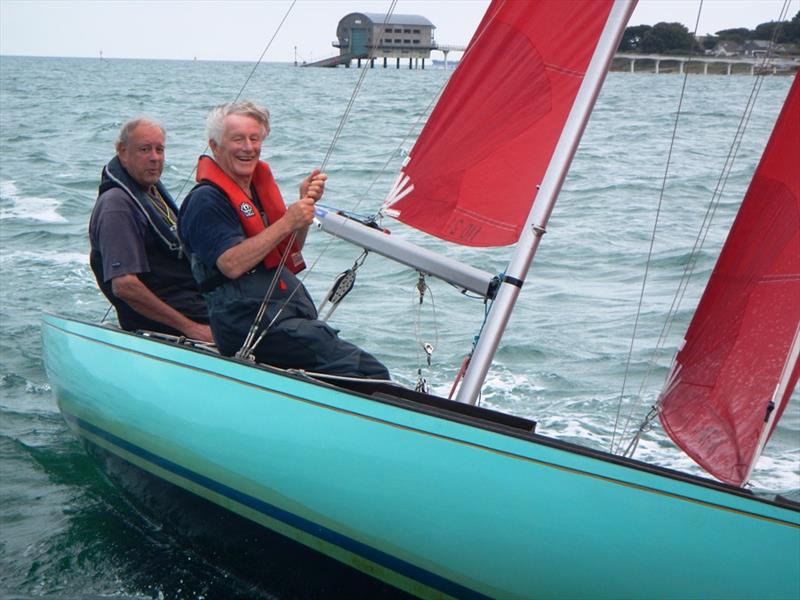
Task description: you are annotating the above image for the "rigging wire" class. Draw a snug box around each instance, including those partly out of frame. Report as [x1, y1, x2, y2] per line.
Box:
[238, 0, 509, 371]
[612, 0, 794, 456]
[174, 0, 298, 202]
[320, 0, 399, 173]
[100, 305, 113, 324]
[237, 1, 402, 359]
[619, 73, 768, 453]
[609, 1, 705, 454]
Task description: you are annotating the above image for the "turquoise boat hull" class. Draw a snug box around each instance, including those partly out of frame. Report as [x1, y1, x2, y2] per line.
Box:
[42, 314, 800, 599]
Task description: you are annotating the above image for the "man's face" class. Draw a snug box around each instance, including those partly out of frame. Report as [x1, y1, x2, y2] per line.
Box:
[118, 123, 165, 188]
[210, 114, 266, 183]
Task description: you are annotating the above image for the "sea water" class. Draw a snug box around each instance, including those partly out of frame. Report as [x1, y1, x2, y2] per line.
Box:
[1, 55, 797, 598]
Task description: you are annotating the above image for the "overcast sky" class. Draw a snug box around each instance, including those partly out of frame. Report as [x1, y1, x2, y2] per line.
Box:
[1, 0, 797, 63]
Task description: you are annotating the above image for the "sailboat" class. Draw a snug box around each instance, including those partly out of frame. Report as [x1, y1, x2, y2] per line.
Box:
[42, 0, 799, 598]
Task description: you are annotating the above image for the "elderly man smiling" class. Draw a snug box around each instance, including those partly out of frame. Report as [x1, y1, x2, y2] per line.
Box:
[89, 118, 212, 342]
[179, 101, 389, 379]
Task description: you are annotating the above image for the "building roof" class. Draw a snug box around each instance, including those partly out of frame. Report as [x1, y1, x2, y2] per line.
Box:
[351, 13, 435, 28]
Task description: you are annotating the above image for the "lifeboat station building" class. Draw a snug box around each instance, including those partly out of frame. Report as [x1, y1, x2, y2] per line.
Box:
[304, 13, 437, 68]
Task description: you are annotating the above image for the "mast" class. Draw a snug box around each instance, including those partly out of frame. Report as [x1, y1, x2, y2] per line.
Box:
[456, 0, 636, 405]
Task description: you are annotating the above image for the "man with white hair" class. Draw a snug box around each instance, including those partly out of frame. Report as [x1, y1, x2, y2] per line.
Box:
[89, 118, 212, 341]
[179, 101, 389, 378]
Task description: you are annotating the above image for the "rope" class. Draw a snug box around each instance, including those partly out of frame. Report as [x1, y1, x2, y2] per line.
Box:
[413, 272, 439, 393]
[448, 295, 493, 403]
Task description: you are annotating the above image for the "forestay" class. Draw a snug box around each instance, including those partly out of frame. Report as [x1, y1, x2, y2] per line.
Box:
[382, 0, 616, 247]
[659, 74, 800, 486]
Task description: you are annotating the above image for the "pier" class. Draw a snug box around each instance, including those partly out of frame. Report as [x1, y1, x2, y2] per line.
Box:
[614, 53, 798, 75]
[303, 12, 468, 70]
[300, 11, 797, 75]
[435, 44, 466, 70]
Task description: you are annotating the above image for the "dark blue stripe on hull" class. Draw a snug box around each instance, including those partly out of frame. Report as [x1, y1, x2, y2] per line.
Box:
[65, 412, 490, 600]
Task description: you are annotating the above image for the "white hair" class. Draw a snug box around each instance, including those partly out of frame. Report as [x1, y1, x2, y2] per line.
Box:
[206, 101, 270, 145]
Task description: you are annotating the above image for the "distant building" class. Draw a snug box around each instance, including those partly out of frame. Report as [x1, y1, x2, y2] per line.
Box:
[743, 40, 772, 58]
[714, 41, 742, 57]
[334, 13, 436, 60]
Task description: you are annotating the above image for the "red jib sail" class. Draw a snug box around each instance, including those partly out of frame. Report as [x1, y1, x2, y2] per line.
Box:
[381, 0, 615, 247]
[659, 74, 800, 486]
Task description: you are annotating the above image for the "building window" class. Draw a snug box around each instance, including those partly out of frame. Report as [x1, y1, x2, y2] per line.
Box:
[413, 40, 420, 44]
[394, 39, 401, 43]
[404, 39, 411, 44]
[403, 28, 411, 33]
[413, 29, 420, 33]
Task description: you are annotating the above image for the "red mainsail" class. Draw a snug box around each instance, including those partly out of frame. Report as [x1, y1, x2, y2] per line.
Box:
[659, 74, 800, 486]
[381, 0, 615, 247]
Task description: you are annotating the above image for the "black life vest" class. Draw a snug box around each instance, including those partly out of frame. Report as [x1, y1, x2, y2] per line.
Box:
[98, 156, 182, 259]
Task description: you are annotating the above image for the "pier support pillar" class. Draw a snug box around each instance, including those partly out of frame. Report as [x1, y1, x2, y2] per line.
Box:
[655, 59, 660, 74]
[630, 58, 635, 73]
[396, 57, 400, 69]
[357, 58, 362, 68]
[679, 60, 684, 75]
[370, 58, 375, 68]
[727, 63, 732, 75]
[422, 58, 425, 69]
[409, 58, 413, 69]
[383, 57, 387, 68]
[443, 50, 449, 70]
[704, 63, 708, 75]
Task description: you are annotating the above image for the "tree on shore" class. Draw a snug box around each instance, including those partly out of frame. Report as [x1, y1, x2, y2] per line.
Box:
[618, 11, 800, 53]
[618, 24, 651, 52]
[617, 22, 696, 53]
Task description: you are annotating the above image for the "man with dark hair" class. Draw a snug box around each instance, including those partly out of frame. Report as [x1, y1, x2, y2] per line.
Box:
[89, 118, 212, 341]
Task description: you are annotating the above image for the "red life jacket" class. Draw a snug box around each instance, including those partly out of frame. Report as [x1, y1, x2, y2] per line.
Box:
[195, 155, 305, 274]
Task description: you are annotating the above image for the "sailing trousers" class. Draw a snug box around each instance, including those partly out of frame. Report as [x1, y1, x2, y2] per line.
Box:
[206, 267, 390, 380]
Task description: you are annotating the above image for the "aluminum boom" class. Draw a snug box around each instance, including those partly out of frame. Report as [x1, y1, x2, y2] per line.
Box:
[315, 207, 497, 298]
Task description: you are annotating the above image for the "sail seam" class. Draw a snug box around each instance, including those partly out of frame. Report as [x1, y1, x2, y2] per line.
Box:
[451, 206, 518, 231]
[544, 63, 586, 78]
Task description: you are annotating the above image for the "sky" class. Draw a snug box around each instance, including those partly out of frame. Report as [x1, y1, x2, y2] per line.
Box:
[0, 0, 797, 63]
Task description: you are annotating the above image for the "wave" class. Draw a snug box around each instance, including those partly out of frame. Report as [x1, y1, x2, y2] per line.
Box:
[0, 249, 88, 267]
[0, 180, 68, 223]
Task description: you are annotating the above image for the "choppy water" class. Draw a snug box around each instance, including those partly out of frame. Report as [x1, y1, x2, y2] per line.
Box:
[1, 55, 797, 598]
